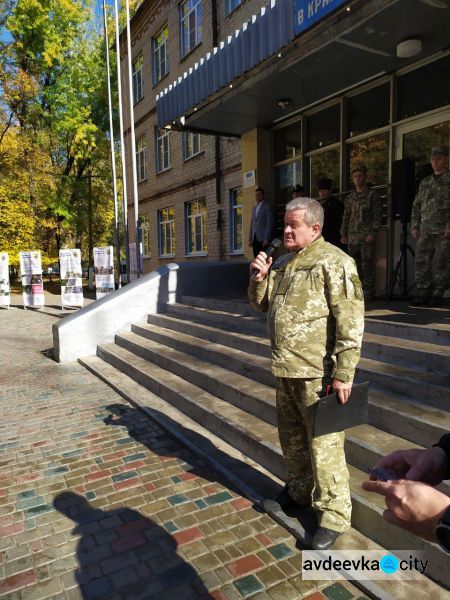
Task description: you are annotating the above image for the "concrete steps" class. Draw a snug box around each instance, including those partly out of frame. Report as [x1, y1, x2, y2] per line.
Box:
[133, 320, 450, 411]
[78, 295, 450, 592]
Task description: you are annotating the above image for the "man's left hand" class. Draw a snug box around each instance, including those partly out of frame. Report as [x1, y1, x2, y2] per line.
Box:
[333, 379, 352, 404]
[362, 479, 450, 542]
[365, 234, 375, 244]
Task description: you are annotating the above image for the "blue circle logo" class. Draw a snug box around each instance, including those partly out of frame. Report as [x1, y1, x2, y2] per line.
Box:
[380, 554, 399, 574]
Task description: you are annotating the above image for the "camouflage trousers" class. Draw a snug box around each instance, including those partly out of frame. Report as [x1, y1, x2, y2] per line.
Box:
[347, 243, 375, 296]
[415, 231, 450, 297]
[276, 377, 352, 533]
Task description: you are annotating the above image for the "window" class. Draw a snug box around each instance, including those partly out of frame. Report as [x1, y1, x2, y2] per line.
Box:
[158, 207, 175, 256]
[153, 26, 169, 84]
[155, 127, 171, 173]
[274, 123, 301, 163]
[229, 188, 243, 254]
[348, 132, 390, 187]
[309, 148, 340, 197]
[347, 84, 390, 138]
[307, 104, 340, 150]
[180, 0, 202, 58]
[140, 215, 151, 256]
[225, 0, 242, 16]
[132, 55, 144, 103]
[397, 55, 450, 121]
[183, 131, 202, 160]
[136, 137, 147, 182]
[185, 199, 207, 254]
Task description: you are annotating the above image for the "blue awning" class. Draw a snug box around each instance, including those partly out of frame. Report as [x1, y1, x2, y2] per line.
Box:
[156, 0, 296, 129]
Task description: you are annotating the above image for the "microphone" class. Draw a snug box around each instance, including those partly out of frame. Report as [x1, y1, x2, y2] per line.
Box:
[251, 238, 282, 278]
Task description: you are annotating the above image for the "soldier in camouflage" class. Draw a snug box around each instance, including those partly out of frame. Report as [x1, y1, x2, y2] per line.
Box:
[410, 146, 450, 307]
[340, 165, 382, 301]
[248, 198, 364, 550]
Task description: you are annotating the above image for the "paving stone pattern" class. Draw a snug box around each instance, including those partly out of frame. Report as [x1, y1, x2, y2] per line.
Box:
[0, 305, 363, 599]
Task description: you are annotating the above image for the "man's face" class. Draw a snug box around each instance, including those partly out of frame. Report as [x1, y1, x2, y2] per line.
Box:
[284, 209, 319, 251]
[431, 154, 447, 174]
[255, 190, 264, 203]
[318, 188, 332, 200]
[352, 170, 366, 188]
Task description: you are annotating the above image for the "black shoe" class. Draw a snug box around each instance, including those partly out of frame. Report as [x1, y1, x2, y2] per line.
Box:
[411, 295, 431, 306]
[429, 296, 443, 307]
[311, 527, 342, 550]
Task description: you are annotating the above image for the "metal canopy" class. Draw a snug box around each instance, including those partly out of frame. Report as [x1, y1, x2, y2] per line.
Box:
[156, 0, 450, 135]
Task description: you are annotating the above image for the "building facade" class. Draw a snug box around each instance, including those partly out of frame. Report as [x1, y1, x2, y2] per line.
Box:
[122, 0, 450, 294]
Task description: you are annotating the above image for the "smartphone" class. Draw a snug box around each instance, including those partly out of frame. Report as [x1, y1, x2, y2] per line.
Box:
[365, 467, 395, 482]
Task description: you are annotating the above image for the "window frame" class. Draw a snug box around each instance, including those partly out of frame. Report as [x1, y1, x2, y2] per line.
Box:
[225, 0, 242, 17]
[152, 25, 169, 85]
[132, 55, 144, 104]
[157, 207, 176, 257]
[180, 0, 202, 59]
[136, 136, 147, 183]
[185, 198, 207, 255]
[182, 131, 202, 160]
[155, 127, 171, 173]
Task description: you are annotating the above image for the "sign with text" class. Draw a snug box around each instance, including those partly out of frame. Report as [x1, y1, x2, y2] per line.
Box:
[20, 251, 44, 308]
[294, 0, 347, 35]
[60, 249, 84, 308]
[0, 252, 10, 307]
[94, 246, 115, 299]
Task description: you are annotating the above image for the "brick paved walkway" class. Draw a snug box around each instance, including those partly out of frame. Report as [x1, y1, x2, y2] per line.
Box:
[0, 304, 364, 600]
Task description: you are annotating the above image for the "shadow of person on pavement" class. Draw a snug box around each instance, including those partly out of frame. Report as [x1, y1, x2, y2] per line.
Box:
[53, 491, 211, 600]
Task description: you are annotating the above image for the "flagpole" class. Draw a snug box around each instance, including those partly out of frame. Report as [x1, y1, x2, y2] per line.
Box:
[102, 0, 121, 288]
[114, 0, 130, 283]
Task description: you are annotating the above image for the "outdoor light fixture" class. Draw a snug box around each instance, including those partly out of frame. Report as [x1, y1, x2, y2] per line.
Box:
[277, 98, 291, 109]
[396, 38, 422, 58]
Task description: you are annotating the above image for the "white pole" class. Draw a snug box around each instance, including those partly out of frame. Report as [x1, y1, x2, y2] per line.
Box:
[125, 0, 141, 277]
[102, 0, 121, 288]
[114, 0, 130, 283]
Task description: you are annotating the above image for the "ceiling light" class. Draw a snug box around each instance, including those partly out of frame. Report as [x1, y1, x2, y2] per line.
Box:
[276, 98, 291, 109]
[396, 38, 422, 58]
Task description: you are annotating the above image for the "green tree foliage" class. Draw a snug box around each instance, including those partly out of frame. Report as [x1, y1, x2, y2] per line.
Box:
[0, 0, 116, 267]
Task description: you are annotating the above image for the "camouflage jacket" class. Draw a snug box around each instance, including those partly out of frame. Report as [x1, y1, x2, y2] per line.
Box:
[340, 187, 382, 244]
[410, 171, 450, 233]
[248, 236, 364, 382]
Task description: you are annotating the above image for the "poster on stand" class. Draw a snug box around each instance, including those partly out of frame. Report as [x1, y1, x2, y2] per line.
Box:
[20, 251, 44, 308]
[93, 246, 115, 299]
[60, 249, 84, 308]
[0, 252, 10, 307]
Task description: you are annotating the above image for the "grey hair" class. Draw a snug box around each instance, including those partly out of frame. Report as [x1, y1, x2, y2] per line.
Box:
[285, 197, 324, 228]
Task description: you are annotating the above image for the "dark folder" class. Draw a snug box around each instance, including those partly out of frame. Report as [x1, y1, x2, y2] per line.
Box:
[313, 382, 369, 437]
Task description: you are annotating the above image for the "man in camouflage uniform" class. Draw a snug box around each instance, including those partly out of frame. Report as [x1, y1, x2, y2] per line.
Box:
[248, 198, 364, 550]
[340, 165, 382, 301]
[410, 146, 450, 307]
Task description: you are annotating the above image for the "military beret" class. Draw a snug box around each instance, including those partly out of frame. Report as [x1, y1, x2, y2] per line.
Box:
[317, 178, 332, 190]
[352, 164, 367, 174]
[293, 184, 305, 193]
[431, 146, 449, 157]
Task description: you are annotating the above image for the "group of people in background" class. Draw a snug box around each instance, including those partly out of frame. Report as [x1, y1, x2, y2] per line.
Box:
[249, 145, 449, 304]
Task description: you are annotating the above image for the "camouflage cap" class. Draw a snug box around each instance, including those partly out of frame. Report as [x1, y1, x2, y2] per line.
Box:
[431, 145, 449, 157]
[352, 164, 367, 174]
